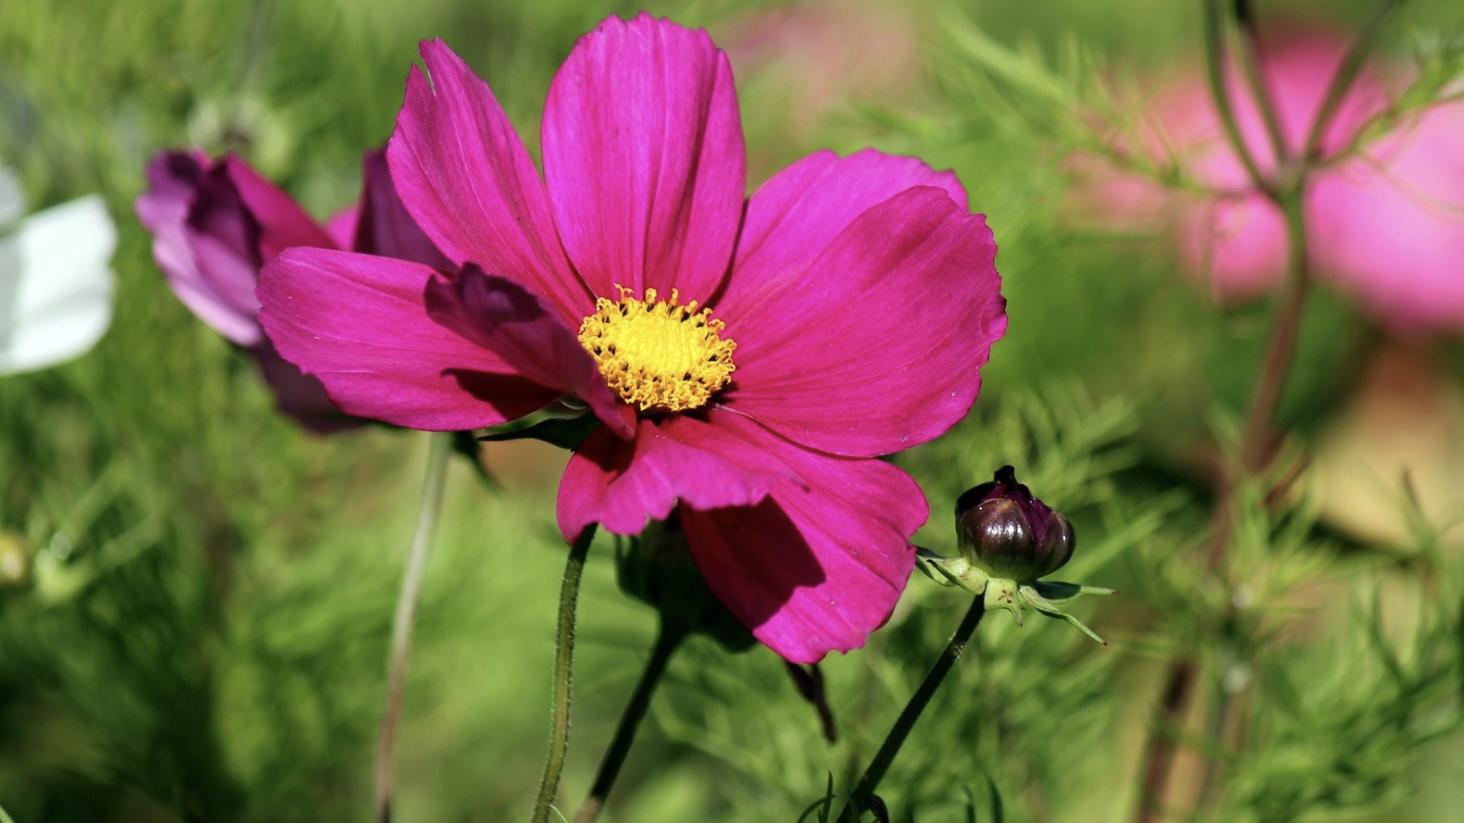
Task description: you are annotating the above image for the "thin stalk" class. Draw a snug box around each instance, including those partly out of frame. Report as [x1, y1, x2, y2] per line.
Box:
[1194, 672, 1237, 814]
[1231, 0, 1291, 170]
[1202, 0, 1275, 199]
[374, 431, 453, 823]
[573, 625, 686, 823]
[1300, 0, 1406, 164]
[0, 801, 14, 823]
[1135, 194, 1312, 823]
[531, 525, 598, 823]
[1134, 3, 1403, 818]
[836, 597, 987, 822]
[1238, 195, 1309, 473]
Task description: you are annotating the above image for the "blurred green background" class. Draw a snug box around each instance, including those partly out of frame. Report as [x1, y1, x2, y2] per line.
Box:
[3, 0, 1463, 820]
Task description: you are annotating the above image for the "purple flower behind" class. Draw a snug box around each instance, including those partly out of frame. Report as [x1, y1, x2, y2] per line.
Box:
[136, 149, 448, 432]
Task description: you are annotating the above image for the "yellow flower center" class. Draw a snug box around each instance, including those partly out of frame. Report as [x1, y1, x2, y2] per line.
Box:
[577, 286, 737, 413]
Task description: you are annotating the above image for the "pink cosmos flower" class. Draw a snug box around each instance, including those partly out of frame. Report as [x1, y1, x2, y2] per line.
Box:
[257, 15, 1006, 663]
[1087, 34, 1464, 333]
[136, 149, 448, 431]
[1312, 101, 1464, 332]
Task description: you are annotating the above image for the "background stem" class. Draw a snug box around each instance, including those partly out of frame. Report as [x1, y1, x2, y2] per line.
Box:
[573, 624, 685, 823]
[373, 431, 453, 823]
[1231, 0, 1291, 169]
[531, 525, 598, 823]
[1133, 2, 1402, 819]
[837, 596, 987, 822]
[1301, 0, 1405, 163]
[1202, 0, 1274, 198]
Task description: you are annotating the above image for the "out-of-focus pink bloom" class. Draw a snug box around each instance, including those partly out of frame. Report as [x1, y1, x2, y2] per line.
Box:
[1314, 102, 1464, 331]
[1089, 35, 1464, 332]
[136, 149, 448, 431]
[1157, 36, 1385, 298]
[258, 15, 1007, 663]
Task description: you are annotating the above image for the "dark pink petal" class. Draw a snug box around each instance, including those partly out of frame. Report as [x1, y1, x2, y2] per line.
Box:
[325, 205, 360, 249]
[541, 13, 745, 301]
[678, 414, 927, 663]
[388, 40, 592, 322]
[135, 151, 263, 346]
[725, 186, 1006, 457]
[250, 343, 362, 434]
[258, 248, 556, 430]
[424, 266, 635, 437]
[715, 147, 967, 318]
[555, 411, 794, 540]
[352, 148, 452, 269]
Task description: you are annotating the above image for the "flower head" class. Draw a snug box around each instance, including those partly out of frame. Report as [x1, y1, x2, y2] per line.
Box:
[136, 149, 448, 430]
[257, 15, 1007, 662]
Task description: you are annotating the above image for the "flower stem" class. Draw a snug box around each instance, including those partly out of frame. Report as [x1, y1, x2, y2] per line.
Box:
[374, 431, 453, 823]
[1300, 0, 1405, 164]
[573, 623, 686, 823]
[531, 524, 598, 823]
[836, 596, 987, 822]
[1231, 0, 1290, 169]
[1201, 0, 1274, 198]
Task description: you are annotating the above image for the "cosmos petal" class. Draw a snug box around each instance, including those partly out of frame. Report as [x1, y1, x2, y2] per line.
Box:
[258, 248, 556, 430]
[541, 13, 745, 300]
[726, 186, 1006, 457]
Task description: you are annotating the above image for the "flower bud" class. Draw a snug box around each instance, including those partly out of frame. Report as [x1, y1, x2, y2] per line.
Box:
[955, 466, 1074, 581]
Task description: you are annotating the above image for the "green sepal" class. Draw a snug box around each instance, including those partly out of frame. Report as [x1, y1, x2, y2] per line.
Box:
[1019, 583, 1114, 646]
[915, 547, 989, 594]
[477, 405, 600, 450]
[916, 549, 1113, 645]
[984, 577, 1024, 624]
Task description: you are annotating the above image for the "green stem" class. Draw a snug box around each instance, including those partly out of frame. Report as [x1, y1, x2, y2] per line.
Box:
[1231, 0, 1291, 169]
[0, 801, 14, 823]
[1237, 194, 1309, 472]
[531, 525, 598, 823]
[573, 624, 686, 823]
[1134, 4, 1404, 820]
[1300, 0, 1406, 165]
[374, 431, 453, 823]
[837, 596, 987, 822]
[1202, 0, 1274, 198]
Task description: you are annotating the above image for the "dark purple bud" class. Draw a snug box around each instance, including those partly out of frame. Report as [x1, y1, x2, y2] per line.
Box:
[955, 466, 1074, 581]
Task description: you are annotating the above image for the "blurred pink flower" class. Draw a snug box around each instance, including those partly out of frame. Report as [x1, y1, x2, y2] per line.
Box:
[1313, 102, 1464, 331]
[1089, 34, 1464, 332]
[257, 15, 1007, 662]
[136, 149, 448, 431]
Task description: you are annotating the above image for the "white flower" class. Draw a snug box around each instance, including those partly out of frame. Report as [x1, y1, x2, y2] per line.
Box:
[0, 165, 117, 376]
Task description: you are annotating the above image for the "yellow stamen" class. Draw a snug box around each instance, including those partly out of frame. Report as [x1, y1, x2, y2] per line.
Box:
[577, 286, 736, 413]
